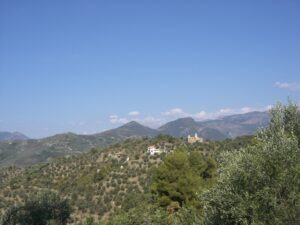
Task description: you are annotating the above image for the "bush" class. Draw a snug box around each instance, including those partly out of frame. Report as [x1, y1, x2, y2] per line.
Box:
[202, 102, 300, 225]
[1, 192, 71, 225]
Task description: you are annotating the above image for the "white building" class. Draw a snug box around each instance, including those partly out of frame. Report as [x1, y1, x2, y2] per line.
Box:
[188, 133, 204, 144]
[147, 146, 163, 156]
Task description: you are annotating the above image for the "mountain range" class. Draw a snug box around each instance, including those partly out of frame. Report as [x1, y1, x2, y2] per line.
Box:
[159, 111, 269, 139]
[0, 111, 269, 167]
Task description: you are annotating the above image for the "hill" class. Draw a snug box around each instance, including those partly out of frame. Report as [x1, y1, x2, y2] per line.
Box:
[0, 122, 159, 168]
[0, 131, 29, 142]
[0, 135, 253, 224]
[158, 117, 200, 137]
[96, 121, 159, 139]
[0, 112, 269, 168]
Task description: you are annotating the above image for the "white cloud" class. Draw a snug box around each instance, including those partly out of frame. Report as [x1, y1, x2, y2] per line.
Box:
[275, 82, 300, 91]
[109, 105, 271, 128]
[219, 108, 233, 114]
[128, 111, 140, 116]
[265, 105, 273, 111]
[164, 106, 267, 121]
[193, 111, 207, 120]
[109, 115, 129, 125]
[163, 108, 188, 117]
[136, 116, 166, 128]
[240, 107, 254, 113]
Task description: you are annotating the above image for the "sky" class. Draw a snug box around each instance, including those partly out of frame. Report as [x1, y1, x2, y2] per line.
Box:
[0, 0, 299, 138]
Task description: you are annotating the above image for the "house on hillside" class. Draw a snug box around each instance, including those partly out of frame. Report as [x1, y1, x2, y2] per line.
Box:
[187, 133, 204, 144]
[147, 146, 163, 156]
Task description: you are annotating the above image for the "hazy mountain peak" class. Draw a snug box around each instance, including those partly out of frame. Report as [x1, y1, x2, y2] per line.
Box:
[174, 117, 196, 123]
[121, 121, 143, 128]
[0, 131, 29, 142]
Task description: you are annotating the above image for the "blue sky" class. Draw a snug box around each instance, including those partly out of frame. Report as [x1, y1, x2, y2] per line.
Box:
[0, 0, 299, 138]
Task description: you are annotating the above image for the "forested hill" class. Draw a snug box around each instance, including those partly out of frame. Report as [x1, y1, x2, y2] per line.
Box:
[0, 134, 253, 224]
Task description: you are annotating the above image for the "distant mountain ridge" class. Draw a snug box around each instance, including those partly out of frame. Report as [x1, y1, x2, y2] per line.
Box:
[0, 121, 159, 167]
[0, 111, 269, 167]
[97, 121, 159, 139]
[159, 111, 269, 140]
[0, 132, 29, 142]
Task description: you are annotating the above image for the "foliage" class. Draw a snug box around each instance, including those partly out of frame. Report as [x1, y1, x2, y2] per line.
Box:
[151, 148, 216, 210]
[202, 102, 300, 225]
[1, 192, 71, 225]
[121, 193, 151, 212]
[105, 204, 169, 225]
[170, 206, 202, 225]
[0, 132, 250, 224]
[267, 100, 300, 144]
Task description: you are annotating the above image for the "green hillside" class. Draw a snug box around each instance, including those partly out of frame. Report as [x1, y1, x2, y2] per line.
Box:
[0, 112, 269, 168]
[0, 122, 159, 168]
[0, 135, 253, 224]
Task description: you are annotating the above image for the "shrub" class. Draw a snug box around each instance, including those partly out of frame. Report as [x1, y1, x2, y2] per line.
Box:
[202, 102, 300, 225]
[1, 192, 71, 225]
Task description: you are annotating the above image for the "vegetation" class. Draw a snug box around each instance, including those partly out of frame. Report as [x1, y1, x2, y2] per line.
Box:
[202, 102, 300, 225]
[151, 149, 216, 210]
[0, 134, 228, 224]
[0, 112, 268, 168]
[1, 192, 71, 225]
[1, 101, 299, 225]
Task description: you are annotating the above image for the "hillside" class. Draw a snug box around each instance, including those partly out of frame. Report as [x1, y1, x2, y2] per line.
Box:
[0, 135, 253, 224]
[158, 117, 201, 137]
[0, 112, 269, 168]
[0, 122, 159, 168]
[0, 136, 181, 223]
[0, 131, 29, 142]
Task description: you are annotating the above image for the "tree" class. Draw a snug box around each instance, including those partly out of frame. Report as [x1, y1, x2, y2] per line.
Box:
[106, 204, 169, 225]
[202, 102, 300, 225]
[151, 149, 215, 210]
[1, 192, 72, 225]
[267, 100, 300, 144]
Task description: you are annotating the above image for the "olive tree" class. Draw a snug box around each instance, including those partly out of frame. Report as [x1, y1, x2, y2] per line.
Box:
[202, 102, 300, 225]
[1, 192, 71, 225]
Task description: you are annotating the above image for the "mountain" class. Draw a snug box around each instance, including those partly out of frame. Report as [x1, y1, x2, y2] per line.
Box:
[159, 111, 269, 140]
[0, 132, 29, 142]
[0, 122, 159, 168]
[199, 111, 269, 139]
[158, 117, 202, 137]
[0, 112, 269, 167]
[97, 121, 159, 139]
[0, 133, 104, 168]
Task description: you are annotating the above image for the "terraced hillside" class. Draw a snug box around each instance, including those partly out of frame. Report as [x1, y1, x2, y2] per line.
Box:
[0, 135, 253, 224]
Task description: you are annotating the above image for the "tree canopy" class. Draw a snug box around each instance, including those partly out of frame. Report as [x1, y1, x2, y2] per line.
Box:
[202, 102, 300, 225]
[151, 148, 216, 211]
[1, 192, 71, 225]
